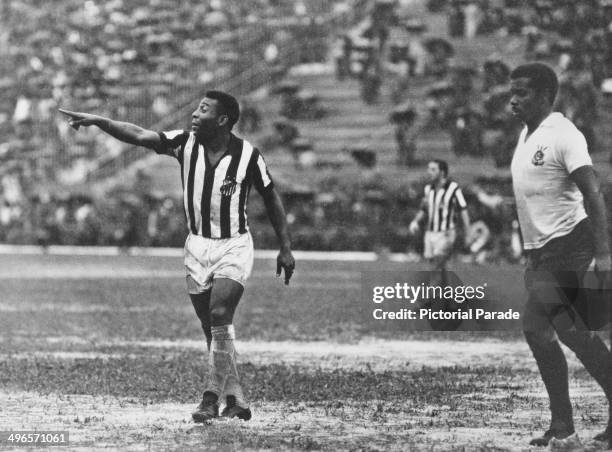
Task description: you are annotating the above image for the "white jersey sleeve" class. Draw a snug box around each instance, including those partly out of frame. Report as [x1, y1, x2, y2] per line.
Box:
[249, 148, 274, 194]
[453, 186, 467, 209]
[556, 127, 592, 174]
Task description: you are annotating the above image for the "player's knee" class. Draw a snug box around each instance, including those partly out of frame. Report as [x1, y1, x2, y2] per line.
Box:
[199, 317, 210, 332]
[209, 305, 231, 325]
[524, 329, 556, 347]
[428, 256, 447, 271]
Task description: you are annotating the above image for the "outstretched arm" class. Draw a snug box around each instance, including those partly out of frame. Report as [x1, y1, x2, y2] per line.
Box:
[58, 108, 161, 150]
[260, 186, 295, 285]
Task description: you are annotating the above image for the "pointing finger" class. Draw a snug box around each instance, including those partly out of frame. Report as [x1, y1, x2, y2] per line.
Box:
[58, 108, 79, 118]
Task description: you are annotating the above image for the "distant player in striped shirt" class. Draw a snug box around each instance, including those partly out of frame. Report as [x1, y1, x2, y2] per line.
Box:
[409, 159, 470, 277]
[59, 90, 295, 423]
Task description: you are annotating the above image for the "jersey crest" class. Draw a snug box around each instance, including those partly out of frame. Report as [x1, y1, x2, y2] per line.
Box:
[220, 177, 238, 197]
[531, 145, 546, 166]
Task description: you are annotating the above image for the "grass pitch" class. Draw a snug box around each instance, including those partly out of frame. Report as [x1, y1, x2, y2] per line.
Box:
[0, 252, 610, 451]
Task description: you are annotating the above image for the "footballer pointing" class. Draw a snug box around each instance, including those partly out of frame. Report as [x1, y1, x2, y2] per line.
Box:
[59, 90, 295, 423]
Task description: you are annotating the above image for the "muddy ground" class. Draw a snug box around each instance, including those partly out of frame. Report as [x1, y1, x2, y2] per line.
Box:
[0, 253, 610, 451]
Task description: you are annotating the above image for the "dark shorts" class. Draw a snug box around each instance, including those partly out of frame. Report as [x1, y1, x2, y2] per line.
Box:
[522, 219, 595, 333]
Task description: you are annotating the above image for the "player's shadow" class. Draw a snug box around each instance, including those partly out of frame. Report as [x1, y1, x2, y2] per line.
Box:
[567, 270, 611, 331]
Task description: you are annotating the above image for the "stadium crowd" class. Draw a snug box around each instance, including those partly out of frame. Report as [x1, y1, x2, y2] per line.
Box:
[0, 0, 344, 183]
[0, 0, 359, 247]
[0, 160, 526, 263]
[330, 0, 612, 168]
[1, 0, 611, 259]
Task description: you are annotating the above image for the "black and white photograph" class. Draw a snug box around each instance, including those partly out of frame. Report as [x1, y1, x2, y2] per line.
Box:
[1, 0, 612, 450]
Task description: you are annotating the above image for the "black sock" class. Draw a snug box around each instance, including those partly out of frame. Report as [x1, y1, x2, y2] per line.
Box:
[525, 332, 574, 431]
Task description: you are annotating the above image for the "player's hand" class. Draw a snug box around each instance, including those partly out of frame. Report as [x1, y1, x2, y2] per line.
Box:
[594, 254, 611, 288]
[58, 108, 99, 130]
[464, 226, 479, 249]
[276, 248, 295, 285]
[409, 221, 420, 236]
[462, 233, 473, 251]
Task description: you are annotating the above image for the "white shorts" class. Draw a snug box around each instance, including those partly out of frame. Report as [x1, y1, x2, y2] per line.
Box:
[184, 232, 254, 294]
[423, 229, 456, 260]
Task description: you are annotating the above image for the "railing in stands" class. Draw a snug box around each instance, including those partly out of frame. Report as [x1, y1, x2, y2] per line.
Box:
[85, 8, 358, 182]
[89, 56, 281, 181]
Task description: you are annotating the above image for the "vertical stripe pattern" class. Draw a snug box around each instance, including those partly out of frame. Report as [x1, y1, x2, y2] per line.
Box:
[423, 181, 466, 232]
[159, 131, 272, 238]
[186, 138, 200, 234]
[219, 139, 243, 238]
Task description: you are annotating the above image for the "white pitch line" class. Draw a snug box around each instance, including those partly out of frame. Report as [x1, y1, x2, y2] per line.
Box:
[0, 267, 363, 286]
[0, 274, 361, 290]
[0, 302, 161, 313]
[0, 244, 380, 261]
[0, 337, 545, 370]
[4, 336, 601, 371]
[0, 269, 185, 279]
[7, 335, 526, 358]
[4, 351, 128, 360]
[103, 338, 527, 360]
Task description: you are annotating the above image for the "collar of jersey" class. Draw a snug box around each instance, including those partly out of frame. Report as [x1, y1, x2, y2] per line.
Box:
[537, 111, 564, 128]
[196, 133, 241, 170]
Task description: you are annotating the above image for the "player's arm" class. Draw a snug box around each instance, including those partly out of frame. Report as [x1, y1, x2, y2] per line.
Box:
[260, 186, 295, 285]
[452, 186, 471, 244]
[58, 108, 161, 150]
[409, 197, 427, 235]
[460, 208, 470, 232]
[456, 197, 470, 247]
[251, 148, 295, 284]
[570, 165, 611, 273]
[456, 191, 470, 231]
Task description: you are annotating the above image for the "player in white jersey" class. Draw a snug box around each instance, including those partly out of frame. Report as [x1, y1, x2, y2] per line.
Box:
[509, 62, 612, 447]
[59, 90, 295, 423]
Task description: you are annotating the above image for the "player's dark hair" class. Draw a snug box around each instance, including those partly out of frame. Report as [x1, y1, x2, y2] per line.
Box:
[205, 90, 240, 130]
[431, 159, 448, 176]
[510, 62, 559, 105]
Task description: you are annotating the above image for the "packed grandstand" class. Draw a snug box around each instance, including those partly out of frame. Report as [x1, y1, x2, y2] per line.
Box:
[1, 0, 611, 257]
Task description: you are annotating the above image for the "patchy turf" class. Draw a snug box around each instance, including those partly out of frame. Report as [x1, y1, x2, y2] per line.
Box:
[0, 252, 610, 450]
[0, 350, 530, 404]
[0, 253, 527, 342]
[0, 356, 610, 451]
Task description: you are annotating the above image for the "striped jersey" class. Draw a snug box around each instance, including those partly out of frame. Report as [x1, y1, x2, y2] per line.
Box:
[421, 181, 467, 232]
[156, 130, 274, 238]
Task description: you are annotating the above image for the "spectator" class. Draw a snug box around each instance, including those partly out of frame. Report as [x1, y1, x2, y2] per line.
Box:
[464, 1, 482, 39]
[390, 103, 419, 166]
[448, 1, 465, 37]
[556, 65, 599, 153]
